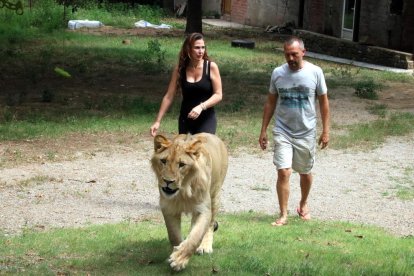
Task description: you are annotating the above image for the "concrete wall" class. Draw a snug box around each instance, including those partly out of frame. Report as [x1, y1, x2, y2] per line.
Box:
[173, 0, 221, 16]
[203, 0, 221, 17]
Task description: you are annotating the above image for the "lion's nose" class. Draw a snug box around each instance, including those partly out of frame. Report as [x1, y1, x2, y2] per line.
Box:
[163, 179, 175, 186]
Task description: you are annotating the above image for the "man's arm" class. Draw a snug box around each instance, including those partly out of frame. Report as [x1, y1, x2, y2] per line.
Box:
[318, 93, 330, 149]
[259, 93, 277, 150]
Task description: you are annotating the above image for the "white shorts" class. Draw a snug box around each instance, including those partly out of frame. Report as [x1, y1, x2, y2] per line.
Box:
[273, 133, 316, 174]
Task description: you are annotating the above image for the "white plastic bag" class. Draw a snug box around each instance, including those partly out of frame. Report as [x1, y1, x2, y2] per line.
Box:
[134, 20, 171, 29]
[68, 20, 104, 30]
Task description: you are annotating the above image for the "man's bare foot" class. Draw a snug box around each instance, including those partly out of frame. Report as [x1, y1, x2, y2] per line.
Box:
[297, 207, 311, 220]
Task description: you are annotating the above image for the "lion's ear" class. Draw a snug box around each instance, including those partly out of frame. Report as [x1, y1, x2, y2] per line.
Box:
[154, 134, 171, 153]
[185, 138, 204, 158]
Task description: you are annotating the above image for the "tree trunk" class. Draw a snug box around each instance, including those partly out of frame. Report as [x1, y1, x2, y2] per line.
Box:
[185, 0, 203, 34]
[162, 0, 174, 12]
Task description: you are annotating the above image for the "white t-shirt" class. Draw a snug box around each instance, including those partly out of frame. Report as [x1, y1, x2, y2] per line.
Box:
[269, 61, 327, 138]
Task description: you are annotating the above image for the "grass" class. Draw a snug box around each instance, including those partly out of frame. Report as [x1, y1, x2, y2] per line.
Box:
[0, 212, 413, 275]
[331, 112, 414, 150]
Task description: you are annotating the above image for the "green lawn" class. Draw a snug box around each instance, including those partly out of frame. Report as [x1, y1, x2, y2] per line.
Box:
[1, 213, 413, 275]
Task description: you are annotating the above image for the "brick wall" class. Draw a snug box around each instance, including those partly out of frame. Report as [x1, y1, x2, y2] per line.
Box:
[231, 0, 248, 24]
[305, 0, 325, 33]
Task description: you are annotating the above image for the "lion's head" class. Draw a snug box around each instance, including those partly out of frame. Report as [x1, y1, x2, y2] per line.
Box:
[151, 134, 209, 200]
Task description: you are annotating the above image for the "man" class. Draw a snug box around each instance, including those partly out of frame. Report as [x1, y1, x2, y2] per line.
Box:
[259, 36, 330, 226]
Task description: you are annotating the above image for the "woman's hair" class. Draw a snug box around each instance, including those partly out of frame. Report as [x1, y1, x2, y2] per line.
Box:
[176, 32, 210, 89]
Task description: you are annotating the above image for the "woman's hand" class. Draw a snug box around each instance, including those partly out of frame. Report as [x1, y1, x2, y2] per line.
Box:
[150, 122, 160, 137]
[188, 104, 203, 120]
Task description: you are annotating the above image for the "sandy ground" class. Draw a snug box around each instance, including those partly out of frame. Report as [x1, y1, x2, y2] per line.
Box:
[1, 127, 413, 237]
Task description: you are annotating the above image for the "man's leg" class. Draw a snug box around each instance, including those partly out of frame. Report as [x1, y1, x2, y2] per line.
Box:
[272, 133, 293, 226]
[273, 168, 291, 225]
[298, 173, 312, 219]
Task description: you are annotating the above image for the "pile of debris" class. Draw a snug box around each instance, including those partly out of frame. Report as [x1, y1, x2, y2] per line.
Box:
[265, 21, 295, 34]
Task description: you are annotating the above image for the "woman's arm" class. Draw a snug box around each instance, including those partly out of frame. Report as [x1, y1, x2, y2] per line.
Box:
[150, 66, 179, 136]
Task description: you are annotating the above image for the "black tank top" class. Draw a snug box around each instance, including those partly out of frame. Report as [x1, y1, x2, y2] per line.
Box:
[180, 60, 214, 117]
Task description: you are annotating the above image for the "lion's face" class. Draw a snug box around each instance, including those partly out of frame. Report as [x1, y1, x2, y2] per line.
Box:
[151, 134, 204, 199]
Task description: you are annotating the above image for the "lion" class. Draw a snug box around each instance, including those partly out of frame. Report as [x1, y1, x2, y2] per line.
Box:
[151, 133, 228, 271]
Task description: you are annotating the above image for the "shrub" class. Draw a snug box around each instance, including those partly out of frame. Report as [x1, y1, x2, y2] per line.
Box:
[354, 79, 381, 100]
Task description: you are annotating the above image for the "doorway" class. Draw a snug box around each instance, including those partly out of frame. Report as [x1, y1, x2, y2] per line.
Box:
[341, 0, 355, 40]
[222, 0, 231, 15]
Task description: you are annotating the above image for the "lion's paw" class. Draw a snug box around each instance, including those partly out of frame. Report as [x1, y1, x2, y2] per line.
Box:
[196, 246, 213, 255]
[168, 246, 190, 271]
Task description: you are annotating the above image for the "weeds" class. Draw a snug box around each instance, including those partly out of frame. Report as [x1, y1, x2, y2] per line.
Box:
[367, 103, 388, 118]
[144, 39, 166, 70]
[325, 64, 360, 88]
[18, 175, 54, 188]
[354, 79, 382, 100]
[389, 167, 414, 200]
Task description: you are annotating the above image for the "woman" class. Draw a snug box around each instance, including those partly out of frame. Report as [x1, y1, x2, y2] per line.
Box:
[150, 32, 223, 137]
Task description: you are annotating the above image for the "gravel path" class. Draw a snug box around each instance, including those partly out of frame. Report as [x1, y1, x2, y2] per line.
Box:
[1, 134, 413, 237]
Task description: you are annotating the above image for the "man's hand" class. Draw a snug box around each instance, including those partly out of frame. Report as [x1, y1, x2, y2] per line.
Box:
[259, 132, 268, 150]
[318, 132, 329, 149]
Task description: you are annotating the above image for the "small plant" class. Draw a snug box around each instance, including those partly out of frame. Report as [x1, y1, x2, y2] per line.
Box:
[389, 167, 414, 200]
[146, 39, 166, 66]
[354, 79, 381, 100]
[1, 106, 16, 122]
[18, 175, 52, 188]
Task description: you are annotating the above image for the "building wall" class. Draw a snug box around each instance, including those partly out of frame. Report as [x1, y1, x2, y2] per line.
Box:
[173, 0, 221, 16]
[299, 0, 412, 52]
[402, 0, 414, 53]
[230, 0, 248, 24]
[303, 0, 325, 33]
[203, 0, 221, 16]
[358, 1, 397, 48]
[218, 0, 412, 53]
[228, 0, 298, 27]
[322, 0, 343, 36]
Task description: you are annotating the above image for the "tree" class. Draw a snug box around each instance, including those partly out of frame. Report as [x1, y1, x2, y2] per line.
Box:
[185, 0, 202, 34]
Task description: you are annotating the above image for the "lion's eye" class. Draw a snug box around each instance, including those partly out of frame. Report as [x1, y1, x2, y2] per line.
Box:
[160, 159, 167, 165]
[179, 162, 186, 168]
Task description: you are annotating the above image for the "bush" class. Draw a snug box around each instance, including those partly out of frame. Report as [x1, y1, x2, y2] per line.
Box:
[354, 79, 381, 100]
